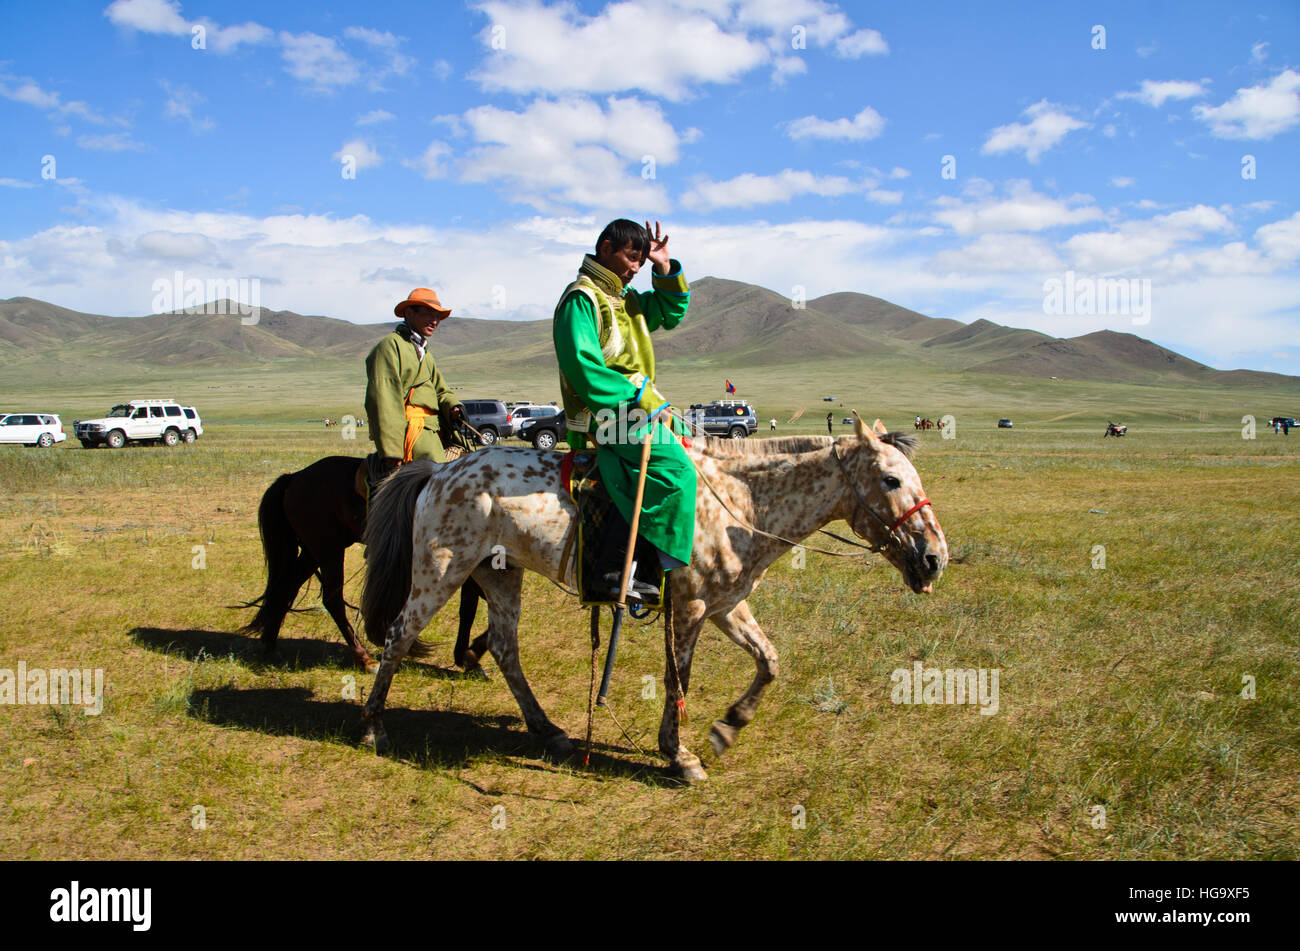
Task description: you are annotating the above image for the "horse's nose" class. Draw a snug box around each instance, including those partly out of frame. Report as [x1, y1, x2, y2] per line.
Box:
[925, 552, 942, 574]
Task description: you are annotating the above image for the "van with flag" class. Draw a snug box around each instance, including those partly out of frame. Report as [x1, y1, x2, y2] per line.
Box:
[684, 399, 757, 439]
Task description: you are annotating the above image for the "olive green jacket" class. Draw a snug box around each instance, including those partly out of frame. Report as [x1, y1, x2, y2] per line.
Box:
[364, 327, 461, 463]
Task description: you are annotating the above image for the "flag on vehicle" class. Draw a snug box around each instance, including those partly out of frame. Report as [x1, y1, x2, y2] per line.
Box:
[725, 379, 736, 394]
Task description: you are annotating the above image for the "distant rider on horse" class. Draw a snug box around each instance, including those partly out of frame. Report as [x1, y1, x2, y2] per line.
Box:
[552, 219, 694, 603]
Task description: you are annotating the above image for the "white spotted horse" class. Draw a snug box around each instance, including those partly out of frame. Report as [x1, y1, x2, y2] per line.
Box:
[360, 414, 947, 781]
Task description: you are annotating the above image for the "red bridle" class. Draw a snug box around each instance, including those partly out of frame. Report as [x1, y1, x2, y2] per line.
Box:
[889, 497, 933, 534]
[831, 443, 934, 553]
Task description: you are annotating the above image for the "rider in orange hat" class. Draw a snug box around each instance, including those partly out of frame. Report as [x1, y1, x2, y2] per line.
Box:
[364, 288, 466, 477]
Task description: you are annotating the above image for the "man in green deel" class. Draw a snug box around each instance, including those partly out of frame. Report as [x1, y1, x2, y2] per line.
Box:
[553, 219, 695, 604]
[365, 287, 466, 478]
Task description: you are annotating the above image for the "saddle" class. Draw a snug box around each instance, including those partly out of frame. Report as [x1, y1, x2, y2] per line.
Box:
[561, 450, 664, 609]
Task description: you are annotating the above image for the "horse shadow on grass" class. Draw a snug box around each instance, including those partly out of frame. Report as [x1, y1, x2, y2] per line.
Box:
[127, 626, 467, 678]
[186, 685, 683, 785]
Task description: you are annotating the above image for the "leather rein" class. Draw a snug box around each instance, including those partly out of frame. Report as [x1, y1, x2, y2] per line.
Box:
[688, 435, 932, 558]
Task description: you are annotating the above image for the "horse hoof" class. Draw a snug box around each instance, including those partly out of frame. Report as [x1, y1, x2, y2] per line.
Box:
[545, 734, 575, 758]
[708, 721, 736, 757]
[462, 664, 489, 681]
[678, 763, 709, 783]
[362, 725, 390, 755]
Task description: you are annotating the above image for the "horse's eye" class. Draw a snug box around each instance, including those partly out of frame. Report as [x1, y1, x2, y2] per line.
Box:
[884, 476, 901, 490]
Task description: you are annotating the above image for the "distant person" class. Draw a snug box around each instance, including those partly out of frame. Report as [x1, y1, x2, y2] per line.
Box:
[769, 418, 776, 432]
[364, 288, 466, 481]
[1285, 418, 1291, 436]
[827, 411, 834, 435]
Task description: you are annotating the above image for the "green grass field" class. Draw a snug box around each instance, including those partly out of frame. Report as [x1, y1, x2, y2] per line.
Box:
[1, 363, 1297, 859]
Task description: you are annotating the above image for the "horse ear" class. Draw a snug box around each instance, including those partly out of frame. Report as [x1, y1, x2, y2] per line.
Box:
[852, 412, 878, 442]
[872, 418, 888, 436]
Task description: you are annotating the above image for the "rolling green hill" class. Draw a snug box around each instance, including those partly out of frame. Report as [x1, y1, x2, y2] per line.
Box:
[2, 283, 1297, 430]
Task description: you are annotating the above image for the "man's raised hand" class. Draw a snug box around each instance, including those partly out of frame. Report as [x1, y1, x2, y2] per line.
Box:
[645, 220, 671, 274]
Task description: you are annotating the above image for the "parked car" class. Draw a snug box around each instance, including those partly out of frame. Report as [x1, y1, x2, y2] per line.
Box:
[460, 399, 510, 445]
[0, 413, 66, 447]
[998, 418, 1014, 428]
[505, 402, 560, 438]
[683, 400, 758, 438]
[180, 406, 204, 442]
[73, 398, 195, 448]
[519, 408, 567, 450]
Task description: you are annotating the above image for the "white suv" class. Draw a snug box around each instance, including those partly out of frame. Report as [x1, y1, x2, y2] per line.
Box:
[74, 399, 200, 448]
[0, 413, 67, 447]
[506, 402, 560, 438]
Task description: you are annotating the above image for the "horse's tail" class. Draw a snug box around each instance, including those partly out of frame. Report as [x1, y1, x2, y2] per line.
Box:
[239, 473, 302, 641]
[361, 461, 436, 656]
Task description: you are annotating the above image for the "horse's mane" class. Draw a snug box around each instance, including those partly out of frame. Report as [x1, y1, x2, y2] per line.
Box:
[700, 430, 917, 460]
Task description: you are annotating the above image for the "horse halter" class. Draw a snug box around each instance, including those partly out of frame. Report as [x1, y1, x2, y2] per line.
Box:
[830, 442, 932, 554]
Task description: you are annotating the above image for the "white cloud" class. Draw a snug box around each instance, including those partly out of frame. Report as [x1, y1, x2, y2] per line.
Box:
[982, 100, 1086, 163]
[785, 106, 884, 141]
[334, 139, 382, 171]
[160, 80, 213, 132]
[681, 170, 863, 210]
[135, 230, 217, 260]
[1118, 79, 1207, 108]
[202, 20, 273, 53]
[0, 178, 38, 188]
[104, 0, 188, 34]
[1063, 204, 1233, 271]
[1193, 69, 1300, 140]
[1256, 211, 1300, 262]
[356, 109, 395, 126]
[1110, 176, 1135, 188]
[836, 28, 887, 57]
[0, 78, 109, 123]
[866, 189, 902, 205]
[932, 180, 1103, 236]
[77, 132, 148, 152]
[466, 1, 886, 94]
[928, 233, 1064, 275]
[1251, 41, 1269, 64]
[454, 96, 679, 212]
[342, 25, 414, 78]
[403, 141, 451, 179]
[104, 0, 271, 52]
[280, 32, 362, 88]
[469, 0, 768, 100]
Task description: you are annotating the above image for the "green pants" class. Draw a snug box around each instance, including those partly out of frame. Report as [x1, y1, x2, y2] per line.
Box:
[593, 420, 696, 566]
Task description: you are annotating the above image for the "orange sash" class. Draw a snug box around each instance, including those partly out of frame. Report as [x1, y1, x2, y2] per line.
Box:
[403, 401, 436, 463]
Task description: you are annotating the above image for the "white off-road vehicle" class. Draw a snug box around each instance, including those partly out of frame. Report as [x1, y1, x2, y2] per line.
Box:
[74, 399, 203, 449]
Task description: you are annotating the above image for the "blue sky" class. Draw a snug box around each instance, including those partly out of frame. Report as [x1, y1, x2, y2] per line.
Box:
[2, 0, 1298, 372]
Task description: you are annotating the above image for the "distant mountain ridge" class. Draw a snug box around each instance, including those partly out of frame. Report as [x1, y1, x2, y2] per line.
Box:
[1, 279, 1294, 386]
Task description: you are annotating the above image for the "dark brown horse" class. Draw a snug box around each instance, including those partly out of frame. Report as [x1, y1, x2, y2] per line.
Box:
[241, 455, 486, 672]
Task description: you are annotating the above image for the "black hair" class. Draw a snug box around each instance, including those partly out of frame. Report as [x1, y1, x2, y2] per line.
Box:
[595, 219, 650, 259]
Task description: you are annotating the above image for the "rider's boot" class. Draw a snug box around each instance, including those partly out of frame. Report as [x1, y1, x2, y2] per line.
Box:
[596, 508, 662, 605]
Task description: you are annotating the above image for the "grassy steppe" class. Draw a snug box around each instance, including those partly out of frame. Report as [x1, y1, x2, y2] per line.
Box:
[0, 364, 1297, 859]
